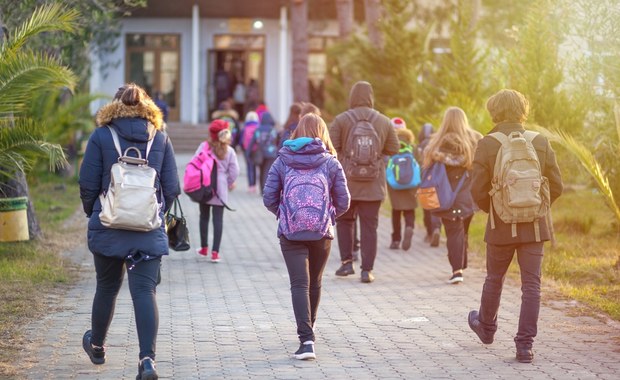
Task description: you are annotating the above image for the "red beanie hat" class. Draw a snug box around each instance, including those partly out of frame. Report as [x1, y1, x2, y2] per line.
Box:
[209, 119, 229, 142]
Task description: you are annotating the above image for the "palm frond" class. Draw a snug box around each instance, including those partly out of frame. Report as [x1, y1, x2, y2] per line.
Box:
[0, 119, 67, 179]
[536, 125, 620, 228]
[0, 51, 76, 115]
[1, 4, 79, 56]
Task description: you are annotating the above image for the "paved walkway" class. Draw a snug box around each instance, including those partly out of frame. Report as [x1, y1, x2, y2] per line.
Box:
[20, 153, 620, 379]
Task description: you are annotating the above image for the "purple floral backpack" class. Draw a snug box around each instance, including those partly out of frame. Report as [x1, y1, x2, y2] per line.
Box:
[278, 165, 333, 241]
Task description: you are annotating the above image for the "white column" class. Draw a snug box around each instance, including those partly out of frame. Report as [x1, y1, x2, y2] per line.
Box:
[279, 5, 288, 123]
[191, 3, 200, 124]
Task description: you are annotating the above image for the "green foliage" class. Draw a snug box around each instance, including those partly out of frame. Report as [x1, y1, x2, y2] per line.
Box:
[0, 0, 147, 86]
[421, 1, 492, 132]
[0, 4, 77, 183]
[499, 0, 585, 135]
[325, 0, 444, 128]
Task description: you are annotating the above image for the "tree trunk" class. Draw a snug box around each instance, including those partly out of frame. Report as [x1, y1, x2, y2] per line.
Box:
[364, 0, 383, 49]
[336, 0, 354, 39]
[290, 0, 309, 102]
[0, 12, 42, 240]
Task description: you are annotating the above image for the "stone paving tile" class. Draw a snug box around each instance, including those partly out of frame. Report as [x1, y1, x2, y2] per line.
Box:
[17, 153, 620, 379]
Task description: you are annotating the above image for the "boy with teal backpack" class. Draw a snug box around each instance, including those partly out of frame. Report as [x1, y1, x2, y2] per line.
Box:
[386, 118, 420, 251]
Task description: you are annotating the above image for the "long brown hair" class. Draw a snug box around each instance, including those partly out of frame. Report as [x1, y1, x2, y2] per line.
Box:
[291, 113, 336, 156]
[422, 107, 478, 169]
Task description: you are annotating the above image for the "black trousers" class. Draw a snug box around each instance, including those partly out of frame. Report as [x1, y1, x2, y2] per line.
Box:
[199, 204, 224, 251]
[90, 254, 160, 360]
[441, 214, 473, 272]
[336, 200, 381, 271]
[280, 236, 331, 343]
[478, 242, 544, 347]
[391, 209, 415, 242]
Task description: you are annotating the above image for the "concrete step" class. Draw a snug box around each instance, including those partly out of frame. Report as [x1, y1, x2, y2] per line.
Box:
[165, 123, 209, 153]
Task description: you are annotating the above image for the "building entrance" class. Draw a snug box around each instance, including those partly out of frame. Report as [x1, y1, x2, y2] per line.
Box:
[208, 34, 265, 119]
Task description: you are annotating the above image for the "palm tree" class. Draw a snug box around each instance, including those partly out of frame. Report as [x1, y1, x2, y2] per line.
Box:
[364, 0, 383, 49]
[290, 0, 309, 102]
[0, 4, 79, 238]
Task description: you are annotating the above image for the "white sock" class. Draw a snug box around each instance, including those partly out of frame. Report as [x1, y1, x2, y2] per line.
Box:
[302, 340, 314, 345]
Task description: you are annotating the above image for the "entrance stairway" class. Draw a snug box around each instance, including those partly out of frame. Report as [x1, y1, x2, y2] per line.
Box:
[165, 122, 210, 153]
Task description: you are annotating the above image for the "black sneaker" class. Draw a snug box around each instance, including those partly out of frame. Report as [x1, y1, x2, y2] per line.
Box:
[468, 310, 494, 344]
[516, 346, 534, 363]
[448, 273, 463, 284]
[335, 262, 354, 276]
[361, 270, 375, 283]
[136, 357, 158, 380]
[294, 341, 316, 360]
[82, 330, 106, 365]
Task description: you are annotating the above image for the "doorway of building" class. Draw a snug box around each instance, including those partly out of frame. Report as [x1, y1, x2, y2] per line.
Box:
[208, 35, 265, 119]
[126, 33, 180, 122]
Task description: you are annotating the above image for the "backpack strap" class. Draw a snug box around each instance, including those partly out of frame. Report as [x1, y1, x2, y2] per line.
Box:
[107, 126, 155, 160]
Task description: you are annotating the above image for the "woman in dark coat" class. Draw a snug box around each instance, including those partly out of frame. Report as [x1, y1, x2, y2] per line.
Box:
[422, 107, 482, 284]
[79, 83, 179, 379]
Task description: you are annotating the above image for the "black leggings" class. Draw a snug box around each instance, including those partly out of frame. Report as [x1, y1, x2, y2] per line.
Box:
[199, 203, 224, 251]
[280, 236, 331, 343]
[90, 254, 160, 360]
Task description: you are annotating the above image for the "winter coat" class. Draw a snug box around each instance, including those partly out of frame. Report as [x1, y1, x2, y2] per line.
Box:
[263, 138, 351, 240]
[193, 142, 239, 206]
[249, 112, 279, 159]
[471, 122, 563, 245]
[79, 100, 180, 260]
[329, 81, 400, 201]
[425, 132, 476, 220]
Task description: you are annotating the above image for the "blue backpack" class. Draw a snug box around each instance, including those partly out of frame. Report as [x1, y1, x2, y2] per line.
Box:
[416, 162, 467, 211]
[256, 128, 279, 159]
[386, 142, 421, 190]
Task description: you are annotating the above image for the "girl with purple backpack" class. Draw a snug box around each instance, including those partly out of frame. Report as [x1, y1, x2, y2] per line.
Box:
[263, 113, 350, 360]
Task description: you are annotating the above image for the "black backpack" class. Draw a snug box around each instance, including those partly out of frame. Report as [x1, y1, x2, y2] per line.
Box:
[343, 110, 381, 181]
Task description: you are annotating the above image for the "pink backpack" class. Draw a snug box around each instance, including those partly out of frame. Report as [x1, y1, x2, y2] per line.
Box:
[183, 142, 218, 203]
[242, 122, 258, 151]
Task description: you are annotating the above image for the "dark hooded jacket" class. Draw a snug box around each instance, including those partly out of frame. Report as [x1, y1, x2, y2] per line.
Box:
[329, 81, 399, 201]
[471, 122, 563, 245]
[263, 138, 350, 240]
[78, 100, 180, 260]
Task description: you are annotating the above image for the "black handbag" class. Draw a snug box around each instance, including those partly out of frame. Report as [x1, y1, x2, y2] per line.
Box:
[165, 197, 190, 251]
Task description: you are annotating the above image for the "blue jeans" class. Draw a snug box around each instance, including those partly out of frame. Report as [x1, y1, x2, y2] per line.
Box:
[478, 242, 544, 347]
[280, 236, 331, 343]
[90, 253, 160, 360]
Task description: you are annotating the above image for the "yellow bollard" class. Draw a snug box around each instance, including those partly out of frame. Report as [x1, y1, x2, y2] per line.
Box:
[0, 197, 29, 242]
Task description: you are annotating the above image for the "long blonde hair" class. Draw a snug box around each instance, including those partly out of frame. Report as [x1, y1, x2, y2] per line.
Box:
[422, 107, 478, 169]
[291, 113, 336, 156]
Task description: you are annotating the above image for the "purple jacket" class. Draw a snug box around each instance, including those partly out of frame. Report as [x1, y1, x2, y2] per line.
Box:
[263, 138, 350, 240]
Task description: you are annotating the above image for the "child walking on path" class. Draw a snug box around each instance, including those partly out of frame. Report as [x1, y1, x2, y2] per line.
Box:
[239, 111, 260, 193]
[194, 119, 239, 262]
[417, 123, 442, 246]
[422, 107, 482, 284]
[263, 113, 350, 360]
[386, 117, 418, 251]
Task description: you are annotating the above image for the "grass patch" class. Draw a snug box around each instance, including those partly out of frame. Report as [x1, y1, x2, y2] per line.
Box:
[0, 173, 82, 377]
[466, 187, 620, 321]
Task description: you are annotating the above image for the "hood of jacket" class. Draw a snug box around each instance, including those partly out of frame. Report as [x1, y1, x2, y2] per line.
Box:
[95, 100, 162, 143]
[260, 111, 276, 127]
[431, 132, 467, 167]
[279, 138, 331, 169]
[349, 81, 374, 109]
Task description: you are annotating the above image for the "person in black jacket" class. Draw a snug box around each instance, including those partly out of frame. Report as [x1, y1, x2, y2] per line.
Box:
[468, 89, 563, 363]
[79, 83, 179, 379]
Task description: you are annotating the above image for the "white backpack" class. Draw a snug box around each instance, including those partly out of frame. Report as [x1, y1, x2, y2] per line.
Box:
[99, 127, 161, 232]
[488, 130, 550, 241]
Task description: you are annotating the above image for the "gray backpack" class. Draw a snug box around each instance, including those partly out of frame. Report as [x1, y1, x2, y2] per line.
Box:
[343, 110, 381, 181]
[99, 127, 162, 232]
[488, 130, 550, 241]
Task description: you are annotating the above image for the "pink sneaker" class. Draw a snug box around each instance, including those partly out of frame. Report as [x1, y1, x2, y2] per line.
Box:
[196, 247, 208, 257]
[248, 185, 257, 193]
[211, 251, 220, 263]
